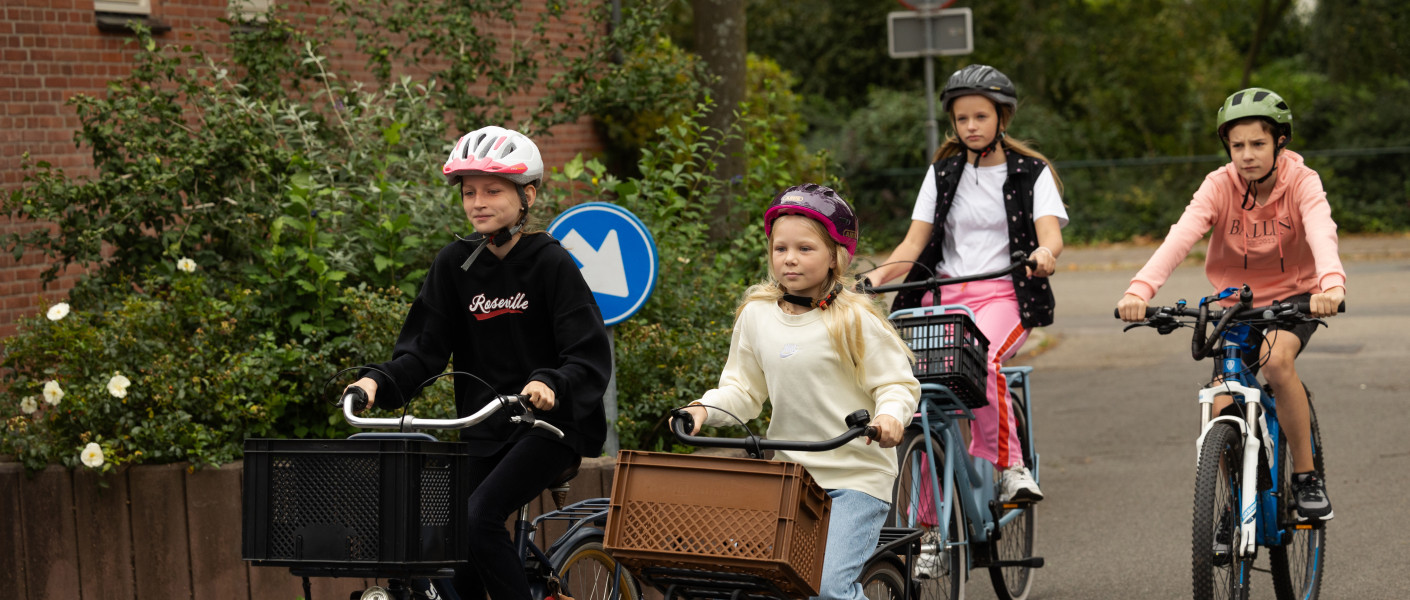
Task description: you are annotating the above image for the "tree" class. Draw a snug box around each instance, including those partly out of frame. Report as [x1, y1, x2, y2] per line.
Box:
[693, 0, 748, 237]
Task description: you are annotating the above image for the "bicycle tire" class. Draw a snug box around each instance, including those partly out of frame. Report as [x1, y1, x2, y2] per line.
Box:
[551, 538, 639, 600]
[1192, 422, 1251, 600]
[892, 429, 966, 600]
[1270, 399, 1327, 600]
[989, 393, 1036, 600]
[860, 558, 908, 600]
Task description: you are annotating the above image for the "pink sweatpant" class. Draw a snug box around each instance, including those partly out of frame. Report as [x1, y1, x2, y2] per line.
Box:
[923, 279, 1028, 468]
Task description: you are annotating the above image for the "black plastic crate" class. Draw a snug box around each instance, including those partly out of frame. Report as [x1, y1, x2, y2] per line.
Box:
[891, 313, 990, 409]
[242, 438, 470, 573]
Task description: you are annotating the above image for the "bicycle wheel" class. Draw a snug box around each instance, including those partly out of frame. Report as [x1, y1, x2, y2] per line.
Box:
[1192, 422, 1251, 600]
[551, 538, 639, 600]
[860, 558, 907, 600]
[892, 429, 966, 600]
[989, 393, 1036, 600]
[1270, 400, 1327, 600]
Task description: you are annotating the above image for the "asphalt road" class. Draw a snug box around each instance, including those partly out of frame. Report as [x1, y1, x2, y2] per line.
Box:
[957, 238, 1410, 599]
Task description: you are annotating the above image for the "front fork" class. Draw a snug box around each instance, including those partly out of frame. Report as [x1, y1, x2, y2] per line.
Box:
[1196, 380, 1266, 559]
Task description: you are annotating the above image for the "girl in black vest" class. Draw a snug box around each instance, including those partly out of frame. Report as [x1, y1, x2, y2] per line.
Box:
[864, 64, 1068, 504]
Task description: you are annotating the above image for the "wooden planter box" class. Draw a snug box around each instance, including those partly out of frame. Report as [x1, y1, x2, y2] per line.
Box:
[0, 457, 614, 600]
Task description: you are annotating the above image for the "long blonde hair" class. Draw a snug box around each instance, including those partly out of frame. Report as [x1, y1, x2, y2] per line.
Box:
[934, 103, 1065, 195]
[740, 217, 914, 381]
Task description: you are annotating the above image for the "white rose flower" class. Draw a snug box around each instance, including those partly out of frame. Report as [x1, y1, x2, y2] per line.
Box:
[177, 257, 197, 273]
[43, 380, 64, 405]
[20, 396, 38, 414]
[81, 442, 105, 468]
[47, 302, 70, 321]
[107, 373, 132, 398]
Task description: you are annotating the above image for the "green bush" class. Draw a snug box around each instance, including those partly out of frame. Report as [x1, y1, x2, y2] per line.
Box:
[1, 270, 317, 472]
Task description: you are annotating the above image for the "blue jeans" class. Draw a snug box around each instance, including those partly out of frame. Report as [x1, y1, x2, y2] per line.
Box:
[813, 489, 889, 600]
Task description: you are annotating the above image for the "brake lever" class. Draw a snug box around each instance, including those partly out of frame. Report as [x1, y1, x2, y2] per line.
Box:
[1156, 321, 1183, 335]
[504, 394, 566, 438]
[1122, 323, 1146, 333]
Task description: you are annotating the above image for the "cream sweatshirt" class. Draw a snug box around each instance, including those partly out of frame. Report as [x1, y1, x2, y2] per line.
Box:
[698, 300, 921, 501]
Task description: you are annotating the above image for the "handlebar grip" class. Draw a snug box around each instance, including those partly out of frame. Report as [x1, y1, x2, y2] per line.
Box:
[671, 408, 696, 437]
[343, 386, 369, 414]
[1112, 307, 1161, 319]
[1292, 300, 1346, 314]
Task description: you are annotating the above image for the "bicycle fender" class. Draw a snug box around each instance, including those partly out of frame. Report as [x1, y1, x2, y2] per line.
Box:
[546, 525, 606, 563]
[1194, 416, 1248, 467]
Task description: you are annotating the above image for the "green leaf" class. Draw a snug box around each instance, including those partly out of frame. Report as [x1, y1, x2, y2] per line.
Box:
[563, 154, 584, 180]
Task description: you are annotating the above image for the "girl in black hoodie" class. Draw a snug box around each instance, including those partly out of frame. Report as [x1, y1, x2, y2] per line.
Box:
[346, 126, 612, 599]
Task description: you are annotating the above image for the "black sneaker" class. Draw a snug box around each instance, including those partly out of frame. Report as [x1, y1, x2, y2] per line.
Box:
[1212, 506, 1233, 567]
[1291, 472, 1334, 521]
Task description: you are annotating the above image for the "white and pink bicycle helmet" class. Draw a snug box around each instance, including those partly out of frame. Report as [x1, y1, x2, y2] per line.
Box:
[443, 126, 544, 186]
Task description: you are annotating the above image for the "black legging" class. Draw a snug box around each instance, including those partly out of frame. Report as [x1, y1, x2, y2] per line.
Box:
[451, 435, 579, 600]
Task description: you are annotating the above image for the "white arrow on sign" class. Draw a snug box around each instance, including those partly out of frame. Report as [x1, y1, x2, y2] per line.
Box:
[561, 228, 630, 297]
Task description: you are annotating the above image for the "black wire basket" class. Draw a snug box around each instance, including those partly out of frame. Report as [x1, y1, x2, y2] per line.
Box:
[241, 437, 470, 575]
[891, 312, 990, 409]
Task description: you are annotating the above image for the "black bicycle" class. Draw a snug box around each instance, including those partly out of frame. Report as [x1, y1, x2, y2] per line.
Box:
[242, 381, 639, 600]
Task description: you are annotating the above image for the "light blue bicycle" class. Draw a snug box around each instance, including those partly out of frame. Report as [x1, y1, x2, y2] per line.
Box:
[866, 253, 1044, 600]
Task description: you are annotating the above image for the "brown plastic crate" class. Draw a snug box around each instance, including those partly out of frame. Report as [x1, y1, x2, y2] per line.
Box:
[604, 450, 831, 598]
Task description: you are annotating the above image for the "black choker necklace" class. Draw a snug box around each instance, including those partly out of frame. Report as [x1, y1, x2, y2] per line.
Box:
[782, 284, 843, 311]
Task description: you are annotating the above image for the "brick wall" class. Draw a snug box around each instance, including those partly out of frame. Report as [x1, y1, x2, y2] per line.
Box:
[0, 0, 606, 339]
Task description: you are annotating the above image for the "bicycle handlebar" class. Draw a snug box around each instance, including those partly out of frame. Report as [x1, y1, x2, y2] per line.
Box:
[339, 386, 565, 438]
[1115, 285, 1345, 361]
[668, 408, 877, 459]
[863, 250, 1037, 295]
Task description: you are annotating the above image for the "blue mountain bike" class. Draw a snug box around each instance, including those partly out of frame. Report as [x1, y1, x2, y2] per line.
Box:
[1119, 285, 1334, 600]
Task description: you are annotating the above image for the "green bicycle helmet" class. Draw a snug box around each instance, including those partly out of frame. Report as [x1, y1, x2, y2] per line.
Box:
[1216, 87, 1293, 147]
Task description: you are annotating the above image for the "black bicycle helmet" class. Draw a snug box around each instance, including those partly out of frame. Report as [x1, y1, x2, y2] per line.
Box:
[940, 64, 1018, 114]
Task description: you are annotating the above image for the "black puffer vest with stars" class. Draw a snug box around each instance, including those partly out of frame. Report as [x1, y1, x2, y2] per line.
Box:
[891, 151, 1057, 329]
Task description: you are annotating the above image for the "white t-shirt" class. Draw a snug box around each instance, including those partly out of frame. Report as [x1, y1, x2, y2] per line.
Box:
[910, 161, 1069, 278]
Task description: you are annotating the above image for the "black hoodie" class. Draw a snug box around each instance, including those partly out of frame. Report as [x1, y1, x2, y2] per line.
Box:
[365, 232, 611, 457]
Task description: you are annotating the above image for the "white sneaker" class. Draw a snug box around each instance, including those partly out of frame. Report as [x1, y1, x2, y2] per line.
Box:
[1000, 465, 1044, 503]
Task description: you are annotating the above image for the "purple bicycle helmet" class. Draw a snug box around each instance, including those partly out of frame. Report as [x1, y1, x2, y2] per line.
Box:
[764, 183, 859, 256]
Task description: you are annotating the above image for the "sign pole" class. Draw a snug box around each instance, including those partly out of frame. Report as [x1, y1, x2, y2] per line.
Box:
[604, 326, 619, 456]
[924, 49, 939, 162]
[887, 5, 974, 162]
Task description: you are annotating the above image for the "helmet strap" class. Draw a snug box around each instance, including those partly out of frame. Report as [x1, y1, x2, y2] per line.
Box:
[967, 131, 1005, 177]
[1239, 140, 1284, 210]
[780, 284, 844, 311]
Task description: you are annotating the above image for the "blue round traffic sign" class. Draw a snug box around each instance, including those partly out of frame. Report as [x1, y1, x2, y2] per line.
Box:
[548, 202, 659, 326]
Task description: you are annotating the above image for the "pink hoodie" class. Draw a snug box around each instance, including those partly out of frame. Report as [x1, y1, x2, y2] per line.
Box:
[1126, 150, 1346, 305]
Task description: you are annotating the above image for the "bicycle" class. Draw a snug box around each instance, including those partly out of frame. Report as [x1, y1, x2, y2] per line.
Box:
[241, 379, 639, 600]
[1117, 285, 1335, 600]
[644, 408, 924, 600]
[863, 251, 1045, 600]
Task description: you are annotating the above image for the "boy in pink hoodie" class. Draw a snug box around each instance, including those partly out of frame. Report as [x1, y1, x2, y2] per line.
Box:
[1116, 88, 1345, 521]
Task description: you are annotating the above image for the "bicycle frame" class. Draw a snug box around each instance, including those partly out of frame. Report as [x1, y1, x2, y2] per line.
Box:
[1193, 323, 1289, 559]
